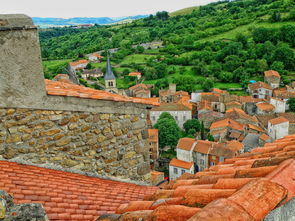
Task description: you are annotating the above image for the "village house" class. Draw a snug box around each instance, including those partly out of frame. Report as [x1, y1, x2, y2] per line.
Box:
[198, 109, 224, 129]
[128, 72, 142, 80]
[225, 108, 258, 125]
[69, 59, 89, 71]
[81, 68, 103, 80]
[169, 158, 194, 180]
[239, 96, 264, 115]
[268, 116, 289, 140]
[87, 53, 103, 62]
[159, 83, 176, 103]
[256, 102, 275, 115]
[208, 143, 237, 167]
[277, 112, 295, 134]
[210, 118, 246, 142]
[193, 140, 215, 171]
[129, 83, 151, 98]
[225, 101, 242, 111]
[248, 81, 272, 99]
[273, 86, 295, 111]
[264, 70, 281, 89]
[269, 97, 286, 113]
[148, 129, 159, 169]
[176, 138, 197, 162]
[247, 124, 265, 135]
[150, 103, 192, 129]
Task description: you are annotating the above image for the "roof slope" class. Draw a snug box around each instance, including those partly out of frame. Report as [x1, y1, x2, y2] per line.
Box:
[177, 138, 196, 151]
[104, 57, 116, 80]
[99, 134, 295, 220]
[248, 81, 272, 90]
[45, 80, 159, 106]
[0, 161, 158, 220]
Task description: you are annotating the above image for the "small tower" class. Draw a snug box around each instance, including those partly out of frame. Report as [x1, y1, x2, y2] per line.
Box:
[104, 56, 118, 93]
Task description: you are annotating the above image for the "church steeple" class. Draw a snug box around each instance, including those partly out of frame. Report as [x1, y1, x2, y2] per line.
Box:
[104, 55, 117, 93]
[104, 56, 116, 81]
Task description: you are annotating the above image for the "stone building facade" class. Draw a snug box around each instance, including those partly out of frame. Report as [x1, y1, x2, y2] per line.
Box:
[0, 14, 154, 182]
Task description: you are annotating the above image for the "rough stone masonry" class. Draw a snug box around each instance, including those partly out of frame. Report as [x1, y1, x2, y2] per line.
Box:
[0, 14, 152, 182]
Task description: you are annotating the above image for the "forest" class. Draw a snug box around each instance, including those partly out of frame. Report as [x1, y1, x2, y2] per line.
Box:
[40, 0, 295, 94]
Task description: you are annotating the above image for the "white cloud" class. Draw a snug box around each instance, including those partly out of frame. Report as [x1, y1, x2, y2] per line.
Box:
[0, 0, 218, 18]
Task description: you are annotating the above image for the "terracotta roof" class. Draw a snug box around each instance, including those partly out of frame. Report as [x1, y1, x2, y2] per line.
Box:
[159, 89, 173, 97]
[0, 161, 158, 220]
[225, 140, 244, 152]
[248, 124, 265, 133]
[52, 74, 72, 84]
[273, 87, 295, 99]
[151, 102, 191, 111]
[177, 138, 196, 151]
[194, 140, 215, 154]
[45, 80, 159, 106]
[128, 72, 142, 77]
[169, 158, 194, 170]
[175, 91, 189, 96]
[264, 70, 280, 78]
[239, 96, 264, 103]
[212, 88, 227, 94]
[248, 81, 272, 91]
[225, 108, 258, 123]
[201, 93, 220, 102]
[209, 144, 236, 158]
[210, 118, 245, 132]
[69, 59, 89, 67]
[176, 96, 192, 110]
[91, 53, 103, 59]
[269, 116, 289, 125]
[226, 101, 241, 106]
[101, 133, 295, 220]
[256, 103, 275, 112]
[198, 101, 212, 111]
[148, 129, 158, 143]
[260, 133, 271, 141]
[277, 112, 295, 123]
[257, 115, 277, 128]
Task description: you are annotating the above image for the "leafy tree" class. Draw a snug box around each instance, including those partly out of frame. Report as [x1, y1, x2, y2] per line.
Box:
[154, 113, 181, 149]
[201, 78, 214, 92]
[207, 134, 215, 142]
[158, 112, 174, 121]
[200, 121, 205, 140]
[183, 119, 201, 134]
[188, 128, 197, 137]
[287, 98, 295, 112]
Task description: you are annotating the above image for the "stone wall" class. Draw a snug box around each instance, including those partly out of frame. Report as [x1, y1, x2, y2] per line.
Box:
[0, 107, 151, 181]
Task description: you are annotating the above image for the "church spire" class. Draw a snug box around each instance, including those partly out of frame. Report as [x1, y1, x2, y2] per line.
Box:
[104, 56, 116, 80]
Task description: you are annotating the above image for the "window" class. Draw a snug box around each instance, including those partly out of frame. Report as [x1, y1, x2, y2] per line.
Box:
[175, 116, 178, 121]
[181, 169, 186, 175]
[200, 159, 204, 165]
[219, 156, 225, 162]
[152, 116, 156, 121]
[108, 81, 113, 87]
[173, 168, 178, 174]
[210, 162, 215, 166]
[183, 116, 186, 121]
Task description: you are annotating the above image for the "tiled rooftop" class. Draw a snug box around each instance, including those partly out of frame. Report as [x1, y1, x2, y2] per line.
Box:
[0, 161, 158, 220]
[69, 60, 89, 67]
[45, 80, 159, 106]
[248, 81, 272, 91]
[264, 70, 280, 78]
[169, 159, 194, 170]
[177, 138, 196, 151]
[99, 134, 295, 220]
[256, 102, 275, 111]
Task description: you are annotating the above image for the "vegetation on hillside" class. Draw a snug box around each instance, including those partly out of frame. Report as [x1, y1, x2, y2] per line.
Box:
[40, 0, 295, 93]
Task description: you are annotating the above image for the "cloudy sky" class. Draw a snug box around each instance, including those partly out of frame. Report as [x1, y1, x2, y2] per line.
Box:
[0, 0, 217, 18]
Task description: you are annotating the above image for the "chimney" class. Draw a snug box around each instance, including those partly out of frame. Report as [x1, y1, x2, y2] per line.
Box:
[169, 83, 176, 94]
[0, 14, 46, 108]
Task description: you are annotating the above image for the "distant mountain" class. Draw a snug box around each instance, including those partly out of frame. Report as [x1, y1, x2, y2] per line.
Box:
[33, 15, 148, 27]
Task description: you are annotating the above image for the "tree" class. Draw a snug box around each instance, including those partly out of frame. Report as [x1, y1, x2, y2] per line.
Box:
[287, 98, 295, 112]
[207, 133, 215, 142]
[154, 113, 181, 149]
[200, 121, 205, 140]
[201, 79, 214, 92]
[183, 119, 201, 134]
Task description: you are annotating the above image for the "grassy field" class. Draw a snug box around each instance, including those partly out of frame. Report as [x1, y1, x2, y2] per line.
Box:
[170, 6, 199, 17]
[198, 21, 295, 42]
[120, 54, 155, 65]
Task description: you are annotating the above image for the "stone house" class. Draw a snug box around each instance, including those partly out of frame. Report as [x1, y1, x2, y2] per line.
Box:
[198, 109, 224, 129]
[150, 103, 192, 129]
[256, 103, 275, 115]
[193, 140, 215, 171]
[148, 129, 159, 168]
[176, 138, 196, 162]
[69, 59, 89, 71]
[239, 96, 264, 115]
[225, 108, 258, 126]
[225, 101, 242, 111]
[277, 112, 295, 135]
[248, 81, 272, 99]
[87, 53, 103, 62]
[268, 117, 289, 140]
[247, 124, 265, 135]
[169, 158, 194, 180]
[81, 68, 103, 80]
[129, 83, 151, 98]
[128, 72, 142, 80]
[269, 97, 286, 113]
[208, 143, 236, 167]
[273, 87, 295, 111]
[210, 118, 246, 142]
[159, 84, 176, 103]
[264, 70, 281, 89]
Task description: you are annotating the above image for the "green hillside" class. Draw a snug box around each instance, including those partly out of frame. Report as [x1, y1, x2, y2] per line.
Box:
[169, 6, 200, 17]
[40, 0, 295, 94]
